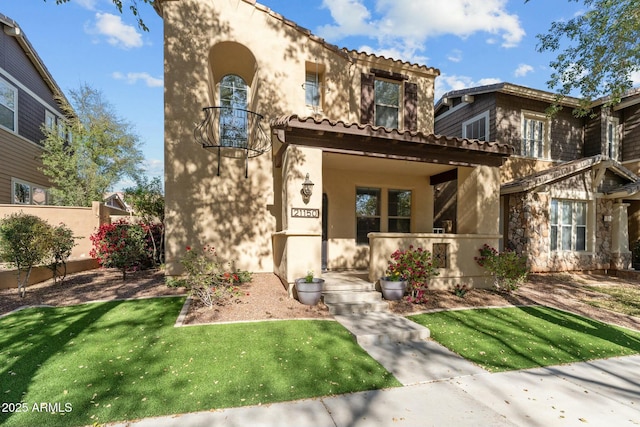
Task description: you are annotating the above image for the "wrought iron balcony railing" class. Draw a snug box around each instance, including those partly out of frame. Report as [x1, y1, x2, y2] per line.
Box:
[194, 106, 271, 177]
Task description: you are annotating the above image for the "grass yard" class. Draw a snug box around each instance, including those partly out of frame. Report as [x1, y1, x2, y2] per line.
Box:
[583, 285, 640, 316]
[409, 306, 640, 372]
[0, 297, 400, 427]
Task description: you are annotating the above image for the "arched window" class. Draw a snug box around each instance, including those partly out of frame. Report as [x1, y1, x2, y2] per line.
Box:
[219, 75, 248, 148]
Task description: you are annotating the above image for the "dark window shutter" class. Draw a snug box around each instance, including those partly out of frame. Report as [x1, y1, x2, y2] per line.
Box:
[360, 73, 375, 125]
[404, 82, 418, 131]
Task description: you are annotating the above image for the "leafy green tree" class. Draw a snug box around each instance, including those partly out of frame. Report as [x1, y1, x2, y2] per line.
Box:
[124, 176, 165, 265]
[45, 224, 77, 284]
[41, 84, 143, 207]
[0, 213, 51, 297]
[46, 0, 153, 31]
[531, 0, 640, 115]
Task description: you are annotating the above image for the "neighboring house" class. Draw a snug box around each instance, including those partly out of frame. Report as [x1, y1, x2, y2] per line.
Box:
[156, 0, 512, 291]
[434, 83, 640, 272]
[0, 13, 70, 205]
[104, 192, 131, 212]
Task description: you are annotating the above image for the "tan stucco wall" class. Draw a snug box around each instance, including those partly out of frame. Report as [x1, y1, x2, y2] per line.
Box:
[162, 0, 439, 276]
[323, 162, 434, 270]
[368, 233, 499, 289]
[501, 157, 556, 183]
[0, 202, 128, 289]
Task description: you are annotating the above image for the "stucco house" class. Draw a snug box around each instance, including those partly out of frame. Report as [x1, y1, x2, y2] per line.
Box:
[434, 83, 640, 272]
[0, 13, 70, 205]
[157, 0, 513, 292]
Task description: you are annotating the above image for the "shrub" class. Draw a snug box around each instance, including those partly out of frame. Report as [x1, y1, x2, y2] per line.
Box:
[475, 244, 528, 293]
[632, 239, 640, 268]
[453, 283, 470, 298]
[386, 245, 439, 303]
[0, 213, 52, 297]
[90, 220, 148, 280]
[45, 223, 77, 284]
[166, 245, 251, 308]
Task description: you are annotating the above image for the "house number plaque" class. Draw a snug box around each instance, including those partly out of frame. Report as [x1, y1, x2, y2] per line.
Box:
[291, 207, 320, 218]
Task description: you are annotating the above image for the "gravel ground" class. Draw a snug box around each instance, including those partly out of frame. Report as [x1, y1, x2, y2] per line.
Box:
[1, 268, 639, 332]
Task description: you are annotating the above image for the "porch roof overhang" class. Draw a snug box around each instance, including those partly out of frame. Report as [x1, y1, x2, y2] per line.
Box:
[501, 154, 640, 198]
[271, 115, 513, 168]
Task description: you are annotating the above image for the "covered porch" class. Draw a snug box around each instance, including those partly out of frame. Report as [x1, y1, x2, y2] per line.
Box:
[271, 115, 512, 293]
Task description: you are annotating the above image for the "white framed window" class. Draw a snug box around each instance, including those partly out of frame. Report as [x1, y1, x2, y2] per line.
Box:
[388, 189, 411, 232]
[305, 71, 321, 107]
[45, 110, 56, 131]
[550, 199, 587, 252]
[219, 74, 249, 148]
[462, 111, 490, 141]
[521, 110, 548, 158]
[606, 116, 620, 160]
[12, 178, 48, 205]
[375, 79, 401, 128]
[0, 77, 18, 132]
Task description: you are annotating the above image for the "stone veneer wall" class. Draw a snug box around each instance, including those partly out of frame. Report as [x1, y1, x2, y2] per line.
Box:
[507, 192, 614, 272]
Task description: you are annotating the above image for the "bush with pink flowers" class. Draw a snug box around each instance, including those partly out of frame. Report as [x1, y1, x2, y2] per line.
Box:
[386, 245, 439, 303]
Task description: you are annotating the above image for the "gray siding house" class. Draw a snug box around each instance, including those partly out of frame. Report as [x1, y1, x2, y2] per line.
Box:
[435, 83, 640, 272]
[0, 13, 70, 205]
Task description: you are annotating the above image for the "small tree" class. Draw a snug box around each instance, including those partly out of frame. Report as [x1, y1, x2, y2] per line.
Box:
[0, 213, 51, 297]
[124, 176, 165, 266]
[45, 224, 77, 284]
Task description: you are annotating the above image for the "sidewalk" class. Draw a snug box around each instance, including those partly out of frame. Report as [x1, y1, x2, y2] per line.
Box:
[109, 353, 640, 427]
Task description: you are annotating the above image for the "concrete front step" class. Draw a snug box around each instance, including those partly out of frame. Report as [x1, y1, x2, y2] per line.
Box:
[334, 312, 431, 345]
[325, 301, 389, 315]
[323, 282, 375, 292]
[323, 291, 382, 304]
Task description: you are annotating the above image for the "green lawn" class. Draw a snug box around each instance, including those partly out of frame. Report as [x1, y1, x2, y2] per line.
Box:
[0, 297, 400, 427]
[409, 306, 640, 372]
[583, 285, 640, 316]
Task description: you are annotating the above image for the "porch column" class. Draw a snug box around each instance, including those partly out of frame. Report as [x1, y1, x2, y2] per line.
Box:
[457, 165, 500, 235]
[274, 145, 323, 295]
[611, 202, 632, 270]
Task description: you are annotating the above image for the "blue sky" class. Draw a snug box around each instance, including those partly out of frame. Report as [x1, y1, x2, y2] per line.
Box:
[2, 0, 588, 189]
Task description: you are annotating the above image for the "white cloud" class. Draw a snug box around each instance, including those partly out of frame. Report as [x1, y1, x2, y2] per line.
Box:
[435, 74, 501, 100]
[88, 12, 143, 49]
[112, 71, 163, 87]
[319, 0, 525, 61]
[514, 64, 534, 77]
[72, 0, 99, 10]
[630, 70, 640, 87]
[447, 49, 462, 63]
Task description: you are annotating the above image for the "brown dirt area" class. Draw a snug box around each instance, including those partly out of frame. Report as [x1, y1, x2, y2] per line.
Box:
[1, 268, 639, 332]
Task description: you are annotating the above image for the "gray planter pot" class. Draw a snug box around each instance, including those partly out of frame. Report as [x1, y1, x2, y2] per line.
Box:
[380, 278, 407, 301]
[295, 278, 325, 305]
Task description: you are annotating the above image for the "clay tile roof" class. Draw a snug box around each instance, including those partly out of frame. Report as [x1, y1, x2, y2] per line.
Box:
[271, 114, 513, 157]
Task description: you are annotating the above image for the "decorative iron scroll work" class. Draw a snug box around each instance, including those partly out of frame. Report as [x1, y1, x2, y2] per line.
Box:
[194, 106, 271, 177]
[432, 243, 448, 269]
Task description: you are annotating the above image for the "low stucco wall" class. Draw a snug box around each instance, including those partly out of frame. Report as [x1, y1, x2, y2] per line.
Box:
[0, 202, 129, 288]
[368, 232, 501, 289]
[0, 259, 99, 290]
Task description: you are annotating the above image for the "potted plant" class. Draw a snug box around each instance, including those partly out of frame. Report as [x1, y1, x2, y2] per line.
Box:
[379, 270, 407, 301]
[382, 246, 439, 302]
[295, 270, 324, 305]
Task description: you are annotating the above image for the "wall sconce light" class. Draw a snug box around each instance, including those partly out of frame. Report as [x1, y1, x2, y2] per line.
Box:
[301, 173, 314, 204]
[604, 215, 613, 223]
